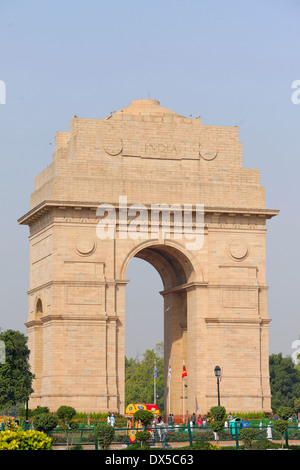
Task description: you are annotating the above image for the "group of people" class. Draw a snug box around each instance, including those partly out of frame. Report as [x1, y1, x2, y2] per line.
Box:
[107, 413, 115, 427]
[189, 413, 210, 427]
[167, 414, 175, 425]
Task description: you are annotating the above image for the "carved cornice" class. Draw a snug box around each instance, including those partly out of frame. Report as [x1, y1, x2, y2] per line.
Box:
[205, 318, 271, 326]
[41, 314, 115, 323]
[18, 200, 280, 226]
[160, 281, 208, 296]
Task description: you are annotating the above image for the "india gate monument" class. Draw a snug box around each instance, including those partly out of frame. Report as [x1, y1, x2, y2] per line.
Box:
[18, 99, 278, 416]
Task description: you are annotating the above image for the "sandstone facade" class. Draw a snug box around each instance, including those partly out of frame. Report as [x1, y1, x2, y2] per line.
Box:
[18, 99, 278, 415]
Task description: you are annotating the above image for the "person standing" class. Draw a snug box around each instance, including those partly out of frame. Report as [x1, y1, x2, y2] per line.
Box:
[156, 417, 171, 449]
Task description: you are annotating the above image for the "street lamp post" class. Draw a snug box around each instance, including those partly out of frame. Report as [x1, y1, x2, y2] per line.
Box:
[214, 366, 221, 406]
[25, 399, 29, 430]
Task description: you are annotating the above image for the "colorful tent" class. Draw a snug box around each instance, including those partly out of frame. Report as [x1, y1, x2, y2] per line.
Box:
[125, 403, 159, 417]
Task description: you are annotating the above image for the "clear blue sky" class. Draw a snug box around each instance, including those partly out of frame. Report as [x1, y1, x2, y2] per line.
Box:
[0, 0, 299, 358]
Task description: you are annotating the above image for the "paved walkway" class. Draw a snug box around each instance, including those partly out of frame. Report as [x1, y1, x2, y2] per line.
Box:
[52, 439, 300, 450]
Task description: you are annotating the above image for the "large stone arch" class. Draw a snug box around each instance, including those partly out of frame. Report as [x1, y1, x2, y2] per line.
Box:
[120, 239, 200, 287]
[18, 99, 279, 415]
[120, 240, 203, 416]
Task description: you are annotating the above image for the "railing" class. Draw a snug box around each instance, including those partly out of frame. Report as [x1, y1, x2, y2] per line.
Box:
[42, 421, 300, 449]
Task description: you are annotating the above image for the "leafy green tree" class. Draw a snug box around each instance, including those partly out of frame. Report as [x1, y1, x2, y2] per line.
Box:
[276, 406, 294, 421]
[210, 406, 226, 422]
[56, 405, 77, 449]
[94, 423, 115, 450]
[125, 343, 164, 413]
[33, 413, 58, 434]
[133, 409, 154, 429]
[136, 430, 151, 448]
[240, 428, 256, 449]
[273, 406, 293, 449]
[32, 406, 49, 416]
[294, 397, 300, 413]
[0, 329, 34, 409]
[56, 405, 76, 426]
[209, 406, 226, 442]
[269, 353, 300, 411]
[273, 420, 288, 449]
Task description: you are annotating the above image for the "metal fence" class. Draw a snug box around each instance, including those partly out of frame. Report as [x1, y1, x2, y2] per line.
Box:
[47, 421, 300, 449]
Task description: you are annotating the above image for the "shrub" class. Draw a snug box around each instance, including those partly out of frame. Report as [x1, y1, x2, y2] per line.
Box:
[94, 423, 115, 450]
[253, 439, 280, 450]
[0, 430, 52, 450]
[210, 406, 226, 439]
[133, 410, 154, 428]
[18, 406, 33, 418]
[276, 406, 294, 421]
[240, 428, 256, 449]
[210, 406, 226, 422]
[33, 413, 58, 433]
[56, 406, 76, 425]
[69, 444, 84, 450]
[3, 416, 19, 431]
[192, 441, 212, 450]
[136, 430, 151, 448]
[209, 443, 222, 450]
[124, 442, 150, 450]
[32, 407, 50, 416]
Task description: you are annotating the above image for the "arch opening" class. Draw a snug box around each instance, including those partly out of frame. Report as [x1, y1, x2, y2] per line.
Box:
[124, 243, 196, 419]
[36, 298, 43, 315]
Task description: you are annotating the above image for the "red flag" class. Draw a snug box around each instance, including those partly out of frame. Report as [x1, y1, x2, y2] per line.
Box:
[182, 362, 187, 378]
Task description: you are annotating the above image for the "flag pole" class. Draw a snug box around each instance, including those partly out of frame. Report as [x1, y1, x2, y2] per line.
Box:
[154, 360, 156, 404]
[168, 361, 171, 415]
[182, 376, 184, 423]
[182, 360, 187, 423]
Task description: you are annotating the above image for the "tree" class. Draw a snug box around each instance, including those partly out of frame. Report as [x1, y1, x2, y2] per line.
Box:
[125, 343, 164, 413]
[136, 430, 151, 448]
[94, 423, 115, 450]
[56, 405, 76, 426]
[33, 413, 58, 434]
[133, 409, 154, 429]
[209, 406, 226, 442]
[269, 353, 300, 411]
[294, 397, 300, 414]
[56, 405, 77, 449]
[277, 406, 294, 421]
[273, 420, 288, 450]
[0, 329, 34, 409]
[32, 406, 50, 416]
[273, 406, 293, 449]
[240, 428, 256, 449]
